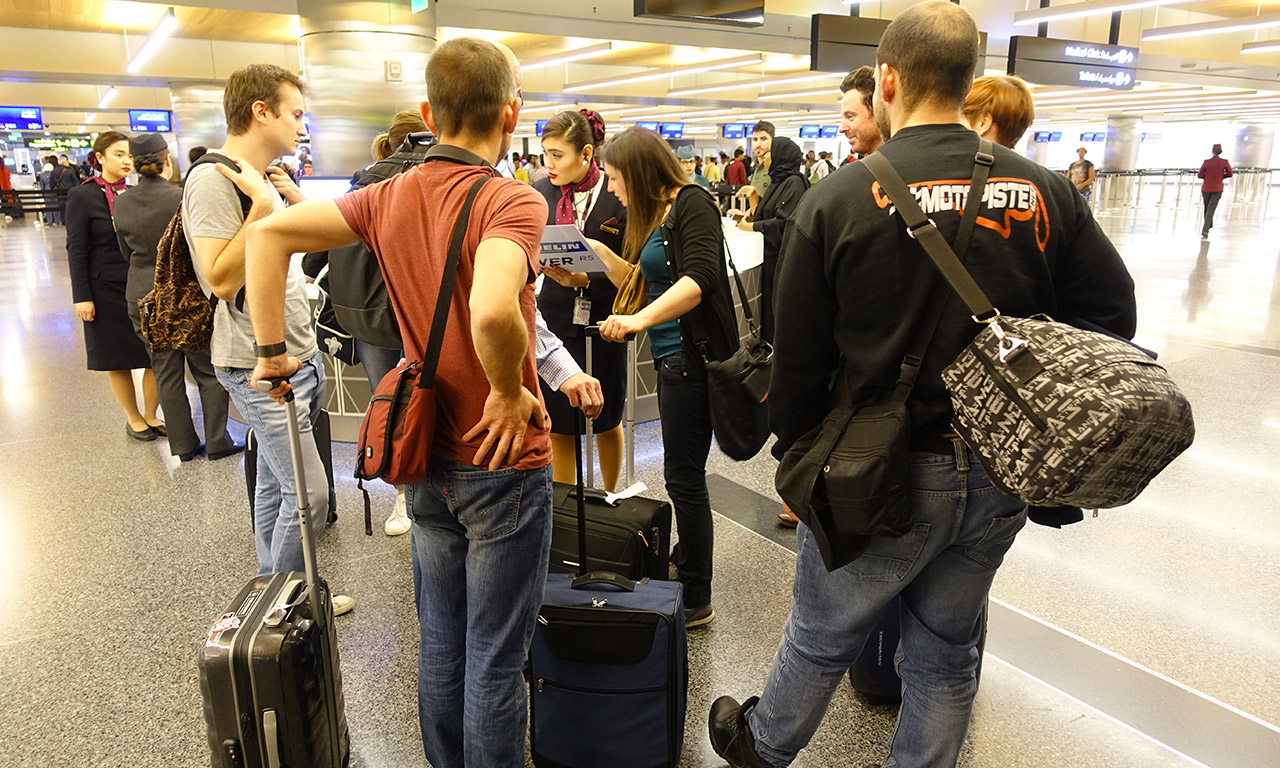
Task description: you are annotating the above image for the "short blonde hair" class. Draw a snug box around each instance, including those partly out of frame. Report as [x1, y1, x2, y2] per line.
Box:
[963, 75, 1035, 149]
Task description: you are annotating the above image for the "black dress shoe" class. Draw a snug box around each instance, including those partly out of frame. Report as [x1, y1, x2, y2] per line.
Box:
[147, 423, 167, 437]
[708, 696, 772, 768]
[178, 443, 206, 462]
[209, 442, 246, 460]
[126, 423, 157, 442]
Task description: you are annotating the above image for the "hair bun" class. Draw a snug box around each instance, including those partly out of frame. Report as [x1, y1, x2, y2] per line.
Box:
[579, 108, 606, 147]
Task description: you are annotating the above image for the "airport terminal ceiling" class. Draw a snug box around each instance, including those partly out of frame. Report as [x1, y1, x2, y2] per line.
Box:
[5, 0, 1280, 137]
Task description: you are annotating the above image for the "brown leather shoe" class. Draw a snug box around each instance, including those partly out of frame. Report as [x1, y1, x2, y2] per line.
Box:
[777, 503, 799, 528]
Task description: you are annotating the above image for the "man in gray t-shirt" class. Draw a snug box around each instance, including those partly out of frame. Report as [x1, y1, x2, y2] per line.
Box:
[184, 64, 351, 614]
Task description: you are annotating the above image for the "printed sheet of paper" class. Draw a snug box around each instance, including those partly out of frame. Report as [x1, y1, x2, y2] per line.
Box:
[539, 224, 609, 273]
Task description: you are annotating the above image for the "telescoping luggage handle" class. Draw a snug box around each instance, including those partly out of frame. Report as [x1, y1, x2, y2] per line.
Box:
[255, 375, 324, 618]
[582, 326, 638, 490]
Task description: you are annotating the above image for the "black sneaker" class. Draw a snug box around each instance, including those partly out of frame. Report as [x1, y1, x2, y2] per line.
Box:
[685, 603, 715, 628]
[708, 695, 772, 768]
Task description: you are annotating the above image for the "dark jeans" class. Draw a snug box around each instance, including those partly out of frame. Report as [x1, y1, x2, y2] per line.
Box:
[355, 338, 402, 391]
[1203, 191, 1223, 234]
[656, 352, 715, 608]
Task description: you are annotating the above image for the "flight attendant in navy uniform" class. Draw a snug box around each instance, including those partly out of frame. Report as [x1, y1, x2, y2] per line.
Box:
[535, 108, 629, 491]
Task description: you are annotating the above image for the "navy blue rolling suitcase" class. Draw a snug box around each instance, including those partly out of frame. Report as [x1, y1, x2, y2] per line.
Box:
[529, 414, 688, 768]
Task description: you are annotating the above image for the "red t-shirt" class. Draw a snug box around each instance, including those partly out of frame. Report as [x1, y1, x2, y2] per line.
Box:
[336, 159, 552, 471]
[726, 159, 747, 186]
[1198, 156, 1233, 194]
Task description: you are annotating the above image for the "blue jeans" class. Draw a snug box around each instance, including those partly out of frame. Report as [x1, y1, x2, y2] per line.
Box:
[354, 338, 402, 391]
[408, 458, 553, 768]
[748, 440, 1028, 768]
[215, 352, 329, 577]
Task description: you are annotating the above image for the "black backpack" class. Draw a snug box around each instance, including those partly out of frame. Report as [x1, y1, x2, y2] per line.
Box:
[326, 131, 435, 349]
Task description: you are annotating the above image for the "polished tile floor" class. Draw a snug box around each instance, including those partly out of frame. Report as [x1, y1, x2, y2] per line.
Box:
[1, 190, 1278, 767]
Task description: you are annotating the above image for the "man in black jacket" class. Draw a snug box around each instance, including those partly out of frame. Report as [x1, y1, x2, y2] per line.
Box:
[709, 4, 1137, 767]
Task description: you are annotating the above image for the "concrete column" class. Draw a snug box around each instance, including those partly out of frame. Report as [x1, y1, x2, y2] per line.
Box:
[298, 0, 436, 177]
[169, 85, 226, 176]
[1103, 115, 1142, 171]
[1235, 123, 1276, 168]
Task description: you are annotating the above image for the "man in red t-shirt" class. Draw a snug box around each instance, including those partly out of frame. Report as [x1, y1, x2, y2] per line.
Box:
[726, 149, 748, 186]
[1198, 143, 1233, 239]
[243, 38, 555, 765]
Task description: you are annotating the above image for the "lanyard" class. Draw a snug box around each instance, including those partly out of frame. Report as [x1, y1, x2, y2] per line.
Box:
[573, 181, 603, 233]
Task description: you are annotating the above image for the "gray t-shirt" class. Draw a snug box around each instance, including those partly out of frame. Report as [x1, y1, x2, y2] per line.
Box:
[182, 162, 317, 369]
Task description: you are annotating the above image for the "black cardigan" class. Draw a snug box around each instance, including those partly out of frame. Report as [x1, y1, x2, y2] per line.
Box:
[659, 185, 739, 376]
[753, 173, 810, 259]
[65, 181, 129, 303]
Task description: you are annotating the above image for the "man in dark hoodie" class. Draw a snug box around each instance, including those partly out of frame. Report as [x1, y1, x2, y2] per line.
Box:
[738, 135, 809, 343]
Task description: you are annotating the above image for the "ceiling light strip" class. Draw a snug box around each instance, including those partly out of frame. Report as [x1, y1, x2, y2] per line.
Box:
[668, 71, 842, 97]
[97, 87, 117, 109]
[758, 88, 841, 101]
[1141, 13, 1280, 42]
[521, 42, 613, 72]
[1242, 40, 1280, 54]
[126, 7, 178, 74]
[1014, 0, 1180, 26]
[563, 54, 763, 93]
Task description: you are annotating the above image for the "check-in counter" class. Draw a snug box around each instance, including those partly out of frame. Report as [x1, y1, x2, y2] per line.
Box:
[318, 220, 766, 441]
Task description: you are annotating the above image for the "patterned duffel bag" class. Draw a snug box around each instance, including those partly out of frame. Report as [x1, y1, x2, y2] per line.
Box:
[942, 314, 1195, 508]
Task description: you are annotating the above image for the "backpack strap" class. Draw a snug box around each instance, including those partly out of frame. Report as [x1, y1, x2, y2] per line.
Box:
[189, 151, 260, 312]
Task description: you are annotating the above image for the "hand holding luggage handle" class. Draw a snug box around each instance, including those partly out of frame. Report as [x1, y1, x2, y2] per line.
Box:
[254, 375, 325, 626]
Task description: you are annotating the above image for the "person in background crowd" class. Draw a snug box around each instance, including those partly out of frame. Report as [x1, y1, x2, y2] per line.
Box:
[0, 152, 11, 191]
[39, 157, 60, 224]
[113, 132, 243, 463]
[182, 63, 353, 615]
[726, 148, 748, 186]
[513, 152, 531, 184]
[55, 153, 81, 221]
[242, 38, 556, 765]
[65, 131, 163, 442]
[527, 153, 549, 184]
[841, 65, 884, 162]
[708, 5, 1137, 766]
[740, 120, 775, 213]
[677, 145, 710, 188]
[60, 155, 83, 181]
[738, 134, 809, 344]
[1068, 146, 1095, 205]
[587, 126, 741, 629]
[535, 107, 628, 491]
[704, 154, 722, 183]
[810, 151, 835, 183]
[495, 150, 517, 178]
[962, 74, 1035, 150]
[804, 149, 816, 174]
[1198, 143, 1233, 239]
[300, 158, 313, 177]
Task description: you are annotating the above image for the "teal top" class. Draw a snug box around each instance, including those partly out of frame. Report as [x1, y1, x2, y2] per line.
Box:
[637, 228, 683, 361]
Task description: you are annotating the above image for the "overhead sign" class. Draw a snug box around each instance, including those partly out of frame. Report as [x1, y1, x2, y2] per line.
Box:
[536, 119, 548, 137]
[722, 123, 747, 139]
[799, 125, 820, 139]
[659, 122, 684, 139]
[810, 14, 987, 72]
[819, 125, 838, 139]
[27, 135, 91, 151]
[0, 106, 44, 131]
[128, 109, 172, 132]
[636, 120, 659, 133]
[1008, 36, 1137, 91]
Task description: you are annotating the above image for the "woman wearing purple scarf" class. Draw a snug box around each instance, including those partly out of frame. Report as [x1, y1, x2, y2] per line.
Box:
[534, 109, 629, 491]
[65, 131, 160, 441]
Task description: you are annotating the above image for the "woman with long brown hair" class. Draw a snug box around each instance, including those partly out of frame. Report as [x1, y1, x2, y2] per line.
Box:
[590, 126, 740, 628]
[66, 131, 163, 441]
[534, 108, 628, 491]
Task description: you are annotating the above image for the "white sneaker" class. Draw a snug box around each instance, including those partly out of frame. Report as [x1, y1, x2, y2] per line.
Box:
[332, 594, 355, 616]
[385, 493, 411, 536]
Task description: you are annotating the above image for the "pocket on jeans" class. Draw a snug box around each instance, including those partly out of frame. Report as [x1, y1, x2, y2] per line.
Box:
[964, 506, 1029, 570]
[844, 522, 931, 582]
[445, 467, 524, 540]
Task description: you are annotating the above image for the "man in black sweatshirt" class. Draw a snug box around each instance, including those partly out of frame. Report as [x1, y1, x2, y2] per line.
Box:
[709, 3, 1137, 768]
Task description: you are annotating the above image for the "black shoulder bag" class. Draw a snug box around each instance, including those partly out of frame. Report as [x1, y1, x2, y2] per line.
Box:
[774, 140, 994, 572]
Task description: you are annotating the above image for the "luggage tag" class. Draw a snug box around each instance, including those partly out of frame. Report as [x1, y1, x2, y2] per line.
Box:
[572, 289, 591, 326]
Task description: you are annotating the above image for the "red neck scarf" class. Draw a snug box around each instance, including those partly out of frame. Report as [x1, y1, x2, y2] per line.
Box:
[555, 161, 601, 228]
[90, 176, 128, 217]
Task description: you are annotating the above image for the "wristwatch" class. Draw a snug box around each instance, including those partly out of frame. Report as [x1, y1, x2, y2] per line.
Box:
[254, 341, 287, 357]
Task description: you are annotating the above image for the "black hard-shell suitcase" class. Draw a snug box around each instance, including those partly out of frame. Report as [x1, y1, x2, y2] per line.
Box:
[199, 378, 350, 768]
[530, 406, 688, 768]
[246, 408, 340, 529]
[848, 597, 988, 705]
[548, 331, 672, 580]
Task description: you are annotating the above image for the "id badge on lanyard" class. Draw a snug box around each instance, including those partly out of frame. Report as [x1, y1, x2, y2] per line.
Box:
[572, 288, 591, 326]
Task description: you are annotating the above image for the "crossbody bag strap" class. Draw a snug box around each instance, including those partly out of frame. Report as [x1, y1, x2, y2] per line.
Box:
[419, 176, 490, 389]
[861, 137, 995, 402]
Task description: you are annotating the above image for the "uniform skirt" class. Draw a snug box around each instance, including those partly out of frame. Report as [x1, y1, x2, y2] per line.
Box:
[84, 276, 151, 371]
[538, 279, 627, 434]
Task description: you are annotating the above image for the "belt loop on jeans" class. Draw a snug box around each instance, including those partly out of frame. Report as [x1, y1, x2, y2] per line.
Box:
[952, 437, 969, 472]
